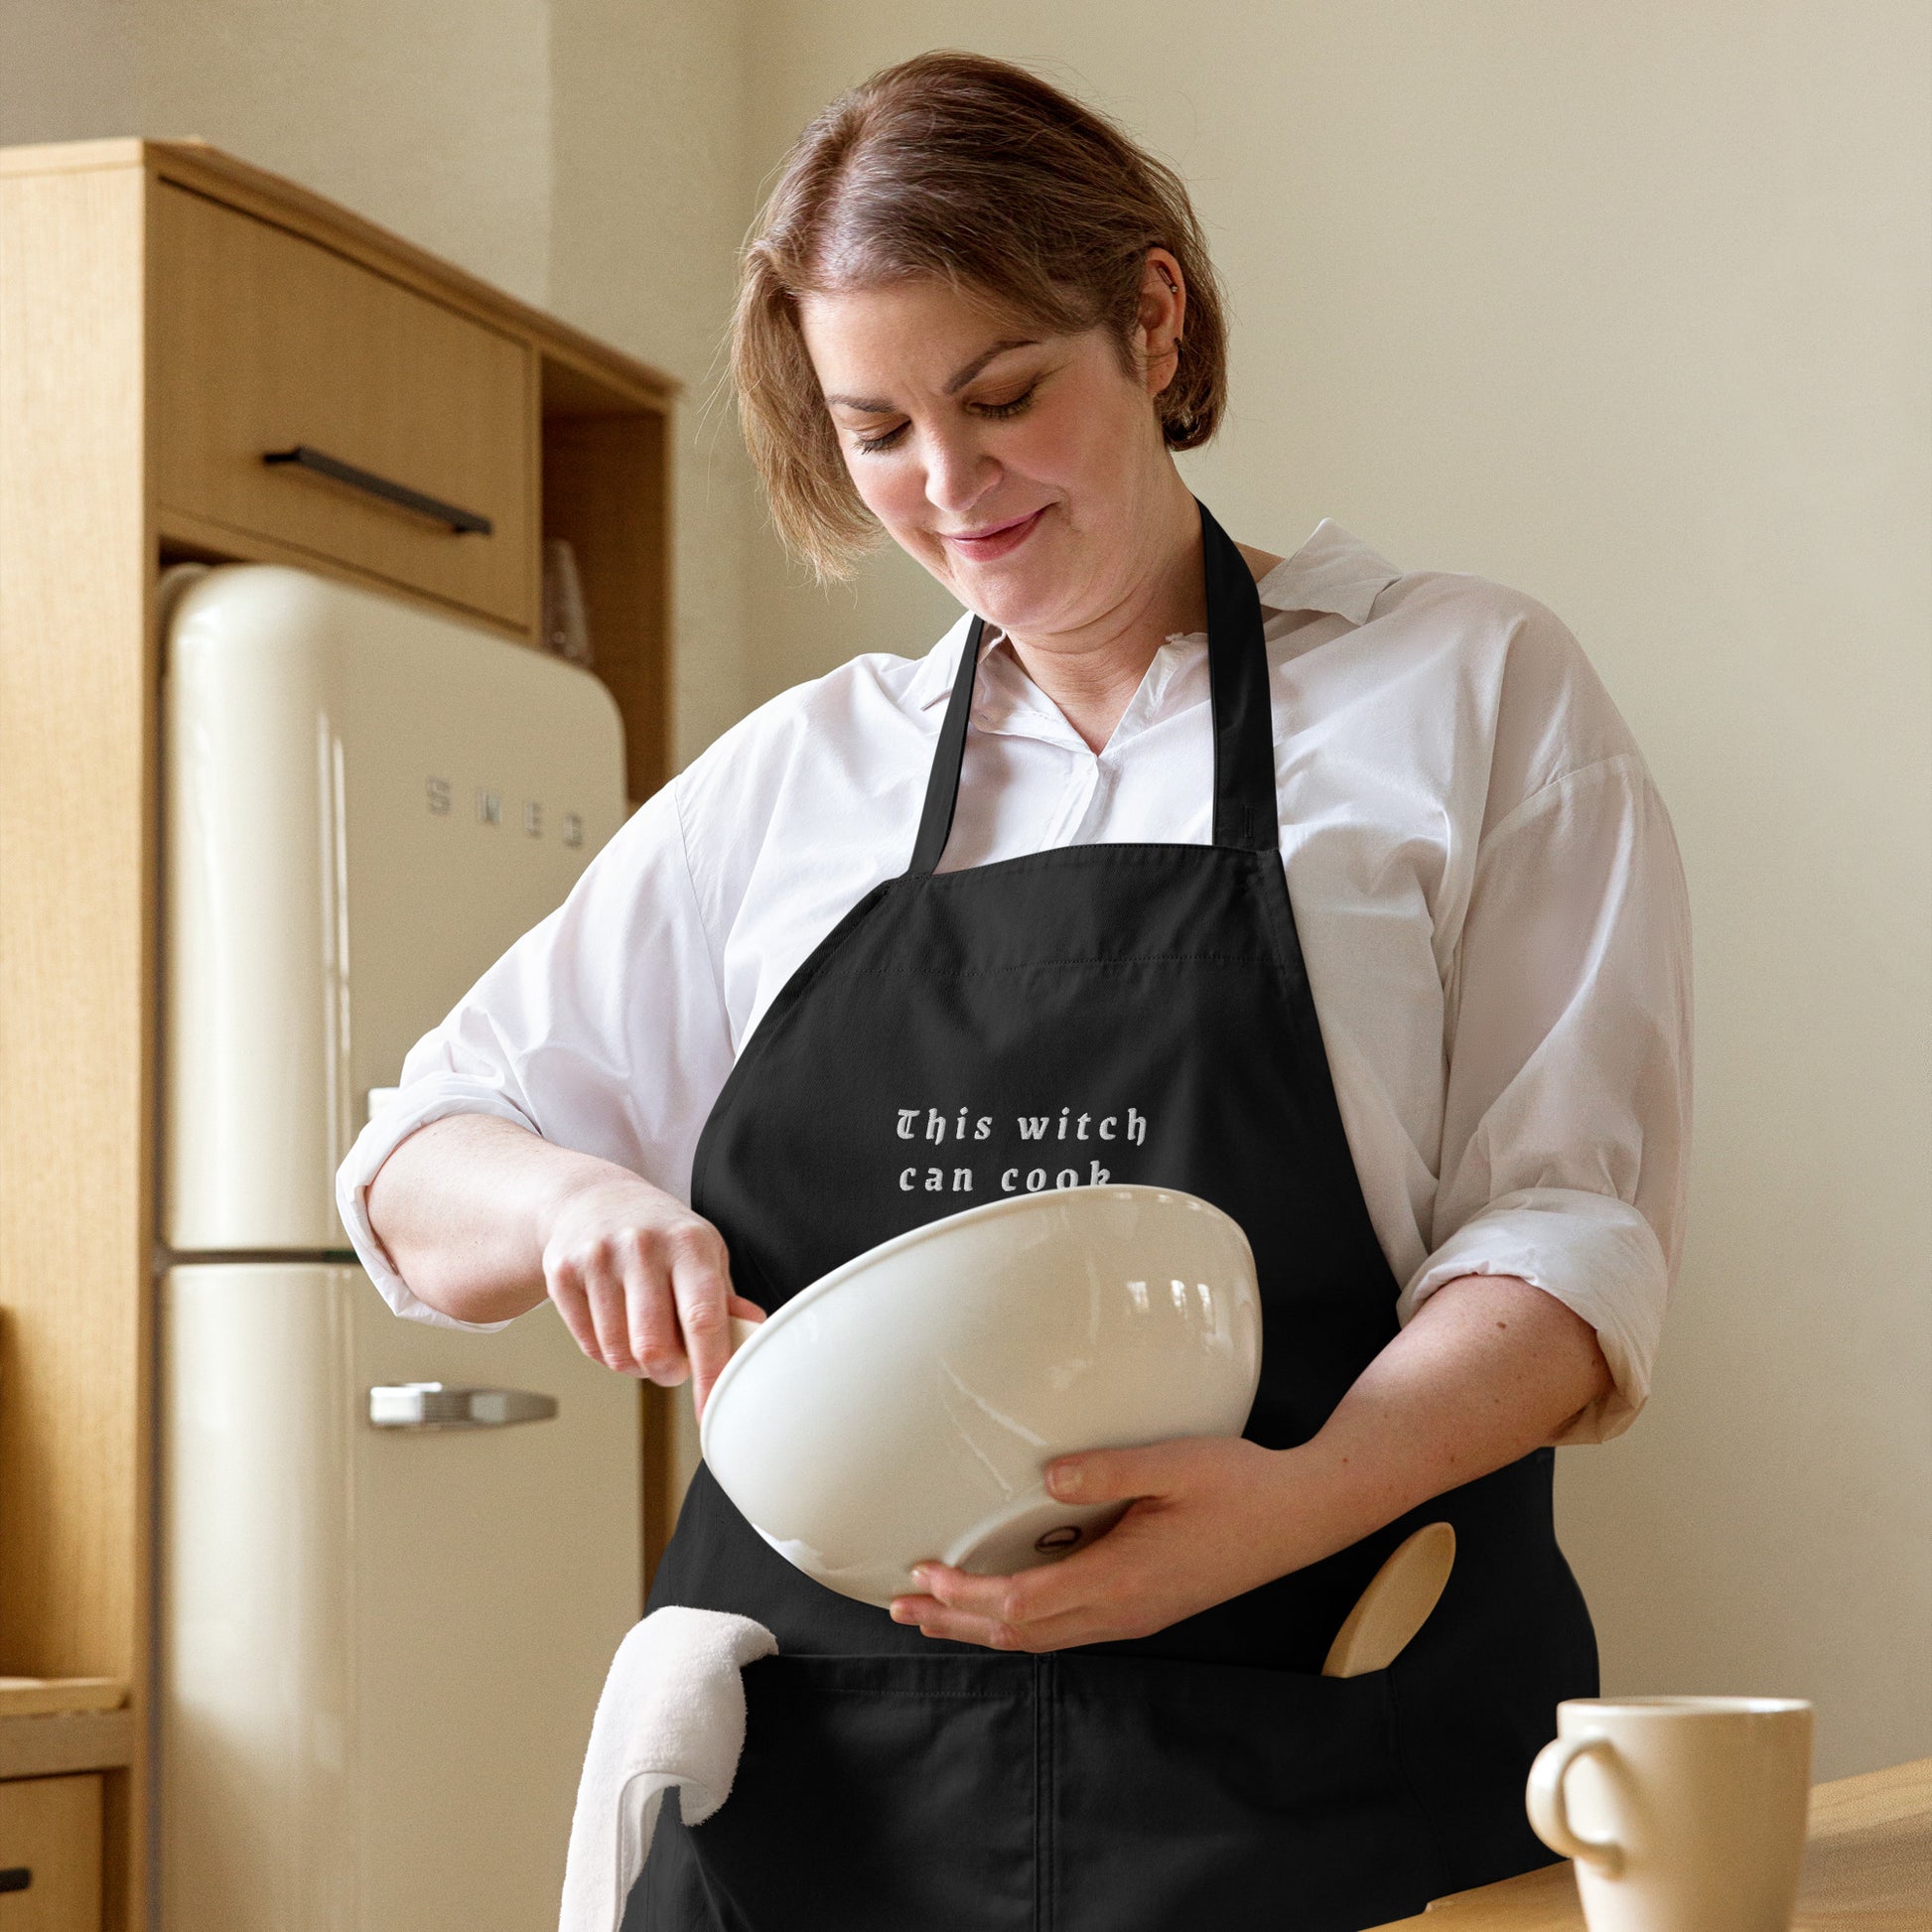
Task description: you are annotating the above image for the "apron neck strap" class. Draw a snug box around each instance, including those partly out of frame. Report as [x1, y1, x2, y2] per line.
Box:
[909, 495, 1278, 875]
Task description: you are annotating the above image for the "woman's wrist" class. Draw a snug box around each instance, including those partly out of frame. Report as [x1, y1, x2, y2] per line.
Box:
[1257, 1431, 1409, 1581]
[369, 1115, 610, 1319]
[1250, 1276, 1616, 1588]
[521, 1139, 637, 1239]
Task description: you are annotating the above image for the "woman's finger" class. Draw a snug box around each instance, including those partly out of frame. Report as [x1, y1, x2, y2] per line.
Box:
[546, 1264, 604, 1364]
[1045, 1443, 1184, 1506]
[666, 1224, 737, 1415]
[896, 1538, 1128, 1630]
[891, 1590, 1123, 1652]
[582, 1241, 648, 1374]
[893, 1502, 1168, 1642]
[908, 1515, 1142, 1620]
[902, 1560, 1056, 1622]
[616, 1230, 688, 1384]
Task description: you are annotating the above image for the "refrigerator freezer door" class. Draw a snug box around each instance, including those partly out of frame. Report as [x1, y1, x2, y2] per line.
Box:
[161, 1264, 641, 1932]
[162, 564, 626, 1251]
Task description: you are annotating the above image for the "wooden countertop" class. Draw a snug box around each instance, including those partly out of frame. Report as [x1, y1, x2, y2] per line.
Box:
[1369, 1756, 1932, 1930]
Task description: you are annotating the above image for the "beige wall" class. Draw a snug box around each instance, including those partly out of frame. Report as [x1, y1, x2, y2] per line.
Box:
[0, 0, 137, 148]
[743, 3, 1932, 1780]
[545, 0, 759, 759]
[132, 0, 557, 308]
[6, 0, 1926, 1785]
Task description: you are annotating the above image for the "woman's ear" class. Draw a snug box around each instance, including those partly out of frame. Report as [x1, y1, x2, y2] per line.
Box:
[1137, 247, 1186, 399]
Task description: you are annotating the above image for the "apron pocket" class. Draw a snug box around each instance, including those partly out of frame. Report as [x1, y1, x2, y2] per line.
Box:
[637, 1651, 1039, 1932]
[1051, 1651, 1445, 1932]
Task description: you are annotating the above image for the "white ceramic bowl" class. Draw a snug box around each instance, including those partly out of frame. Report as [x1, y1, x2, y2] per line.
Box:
[698, 1184, 1262, 1608]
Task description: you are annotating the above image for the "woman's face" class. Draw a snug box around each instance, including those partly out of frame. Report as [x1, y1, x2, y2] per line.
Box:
[797, 257, 1187, 643]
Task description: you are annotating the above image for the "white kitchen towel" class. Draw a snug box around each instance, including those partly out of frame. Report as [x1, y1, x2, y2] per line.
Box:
[558, 1604, 778, 1932]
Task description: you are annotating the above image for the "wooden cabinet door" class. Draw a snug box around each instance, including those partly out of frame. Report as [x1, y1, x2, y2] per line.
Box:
[0, 1776, 101, 1932]
[152, 182, 534, 629]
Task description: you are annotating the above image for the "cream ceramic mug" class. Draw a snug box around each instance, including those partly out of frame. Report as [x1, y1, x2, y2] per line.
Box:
[1526, 1696, 1814, 1932]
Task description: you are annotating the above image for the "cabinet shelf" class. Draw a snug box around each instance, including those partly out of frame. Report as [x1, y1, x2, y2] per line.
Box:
[0, 1680, 127, 1723]
[0, 1680, 133, 1784]
[540, 392, 671, 807]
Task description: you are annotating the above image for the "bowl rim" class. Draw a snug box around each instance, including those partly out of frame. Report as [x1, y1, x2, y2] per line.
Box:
[698, 1181, 1251, 1459]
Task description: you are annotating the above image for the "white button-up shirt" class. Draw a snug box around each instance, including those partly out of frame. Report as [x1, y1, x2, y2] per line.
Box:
[336, 519, 1691, 1445]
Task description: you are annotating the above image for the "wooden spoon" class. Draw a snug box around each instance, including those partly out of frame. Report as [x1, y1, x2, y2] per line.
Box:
[1321, 1521, 1456, 1678]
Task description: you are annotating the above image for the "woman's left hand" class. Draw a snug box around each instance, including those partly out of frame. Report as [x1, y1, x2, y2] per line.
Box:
[890, 1436, 1320, 1651]
[888, 1274, 1614, 1651]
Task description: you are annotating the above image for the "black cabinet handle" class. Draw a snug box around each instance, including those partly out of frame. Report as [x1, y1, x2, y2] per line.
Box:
[0, 1866, 31, 1892]
[262, 445, 493, 535]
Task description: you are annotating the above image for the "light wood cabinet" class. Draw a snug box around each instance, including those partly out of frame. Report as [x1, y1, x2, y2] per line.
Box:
[0, 1777, 103, 1932]
[152, 182, 536, 627]
[0, 136, 681, 1930]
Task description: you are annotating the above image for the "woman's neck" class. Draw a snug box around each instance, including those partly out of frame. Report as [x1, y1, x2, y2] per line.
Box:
[1001, 511, 1284, 754]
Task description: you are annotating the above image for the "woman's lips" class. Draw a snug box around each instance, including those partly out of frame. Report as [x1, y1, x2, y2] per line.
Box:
[941, 506, 1046, 562]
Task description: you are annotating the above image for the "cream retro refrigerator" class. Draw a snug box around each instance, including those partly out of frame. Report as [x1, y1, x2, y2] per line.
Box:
[157, 564, 642, 1931]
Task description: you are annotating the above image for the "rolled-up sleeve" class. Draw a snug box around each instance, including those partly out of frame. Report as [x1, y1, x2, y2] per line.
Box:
[1398, 753, 1693, 1443]
[334, 778, 737, 1328]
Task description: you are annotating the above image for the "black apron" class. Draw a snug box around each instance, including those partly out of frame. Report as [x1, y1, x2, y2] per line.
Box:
[629, 498, 1597, 1931]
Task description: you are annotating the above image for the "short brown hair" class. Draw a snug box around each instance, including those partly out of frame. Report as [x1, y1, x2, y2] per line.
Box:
[731, 50, 1231, 582]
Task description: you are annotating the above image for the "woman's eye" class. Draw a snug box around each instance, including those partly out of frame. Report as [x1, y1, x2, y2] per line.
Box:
[974, 384, 1036, 421]
[850, 383, 1039, 457]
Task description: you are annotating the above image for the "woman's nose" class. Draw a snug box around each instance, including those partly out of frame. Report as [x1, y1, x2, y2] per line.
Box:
[920, 429, 998, 519]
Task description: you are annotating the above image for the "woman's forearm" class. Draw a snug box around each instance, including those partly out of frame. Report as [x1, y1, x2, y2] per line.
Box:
[1274, 1272, 1613, 1567]
[363, 1113, 629, 1323]
[362, 1115, 759, 1407]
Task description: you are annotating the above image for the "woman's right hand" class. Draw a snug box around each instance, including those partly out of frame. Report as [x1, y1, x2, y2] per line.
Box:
[539, 1169, 765, 1417]
[364, 1114, 763, 1416]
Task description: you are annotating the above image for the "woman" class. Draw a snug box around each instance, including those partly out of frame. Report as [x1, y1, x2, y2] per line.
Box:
[339, 49, 1691, 1932]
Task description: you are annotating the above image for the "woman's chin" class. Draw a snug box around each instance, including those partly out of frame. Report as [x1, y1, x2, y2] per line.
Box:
[944, 528, 1071, 625]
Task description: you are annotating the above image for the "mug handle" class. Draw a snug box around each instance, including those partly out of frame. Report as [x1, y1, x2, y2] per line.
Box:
[728, 1315, 762, 1356]
[1526, 1732, 1625, 1875]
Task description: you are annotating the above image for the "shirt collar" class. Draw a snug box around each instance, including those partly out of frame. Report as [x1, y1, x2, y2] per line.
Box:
[1251, 517, 1404, 626]
[905, 517, 1402, 712]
